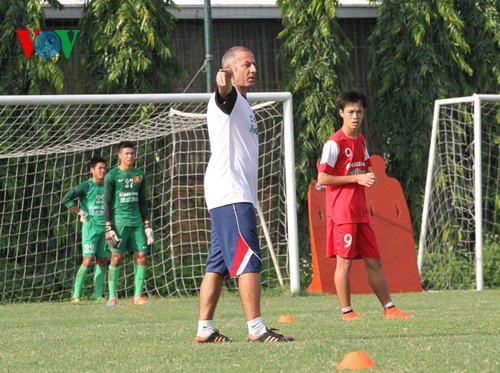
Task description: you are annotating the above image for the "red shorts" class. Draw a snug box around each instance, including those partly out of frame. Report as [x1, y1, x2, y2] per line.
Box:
[326, 221, 380, 259]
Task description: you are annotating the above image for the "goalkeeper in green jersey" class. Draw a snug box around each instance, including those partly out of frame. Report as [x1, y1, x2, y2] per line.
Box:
[62, 156, 109, 303]
[103, 141, 154, 306]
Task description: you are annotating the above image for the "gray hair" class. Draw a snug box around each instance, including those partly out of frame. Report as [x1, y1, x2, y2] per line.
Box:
[221, 46, 252, 68]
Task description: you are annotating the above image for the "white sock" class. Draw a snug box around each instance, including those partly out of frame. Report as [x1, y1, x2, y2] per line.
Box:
[384, 301, 395, 309]
[341, 306, 353, 313]
[247, 316, 267, 337]
[197, 320, 214, 338]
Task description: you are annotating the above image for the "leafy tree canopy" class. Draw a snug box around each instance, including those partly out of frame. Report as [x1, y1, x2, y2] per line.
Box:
[368, 0, 499, 231]
[79, 0, 185, 93]
[0, 0, 64, 95]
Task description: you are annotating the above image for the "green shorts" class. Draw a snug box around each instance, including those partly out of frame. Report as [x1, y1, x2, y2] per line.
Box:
[112, 225, 148, 255]
[82, 223, 110, 259]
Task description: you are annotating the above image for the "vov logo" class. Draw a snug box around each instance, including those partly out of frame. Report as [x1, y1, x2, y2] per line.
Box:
[15, 30, 80, 59]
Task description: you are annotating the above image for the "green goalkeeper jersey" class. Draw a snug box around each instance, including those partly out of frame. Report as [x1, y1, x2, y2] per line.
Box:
[103, 166, 149, 227]
[62, 179, 105, 231]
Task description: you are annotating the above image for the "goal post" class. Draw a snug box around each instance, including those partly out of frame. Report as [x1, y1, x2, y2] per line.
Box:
[0, 92, 300, 302]
[418, 94, 500, 291]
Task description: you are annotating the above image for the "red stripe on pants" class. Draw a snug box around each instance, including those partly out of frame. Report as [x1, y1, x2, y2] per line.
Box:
[229, 234, 249, 277]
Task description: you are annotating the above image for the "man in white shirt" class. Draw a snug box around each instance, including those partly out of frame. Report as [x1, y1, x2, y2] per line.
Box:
[195, 46, 294, 343]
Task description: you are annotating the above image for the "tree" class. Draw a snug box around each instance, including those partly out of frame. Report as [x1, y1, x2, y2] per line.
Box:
[0, 0, 65, 95]
[456, 0, 500, 93]
[78, 0, 185, 94]
[277, 0, 352, 256]
[366, 0, 494, 232]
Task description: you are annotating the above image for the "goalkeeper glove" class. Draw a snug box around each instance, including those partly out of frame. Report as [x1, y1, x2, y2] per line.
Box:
[78, 210, 88, 223]
[144, 222, 154, 245]
[105, 225, 121, 248]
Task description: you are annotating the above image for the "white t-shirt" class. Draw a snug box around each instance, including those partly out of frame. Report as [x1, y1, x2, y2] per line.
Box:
[204, 88, 259, 210]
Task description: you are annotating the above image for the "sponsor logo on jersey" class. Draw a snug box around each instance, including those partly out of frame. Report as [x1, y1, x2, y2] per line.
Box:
[346, 160, 367, 176]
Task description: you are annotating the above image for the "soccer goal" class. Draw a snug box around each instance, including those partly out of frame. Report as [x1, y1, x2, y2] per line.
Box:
[418, 94, 499, 291]
[0, 93, 299, 302]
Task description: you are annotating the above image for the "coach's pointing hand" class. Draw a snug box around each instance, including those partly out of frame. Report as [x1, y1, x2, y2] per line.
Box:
[216, 68, 233, 99]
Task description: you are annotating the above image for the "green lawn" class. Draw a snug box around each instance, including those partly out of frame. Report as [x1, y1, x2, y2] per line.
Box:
[0, 290, 498, 372]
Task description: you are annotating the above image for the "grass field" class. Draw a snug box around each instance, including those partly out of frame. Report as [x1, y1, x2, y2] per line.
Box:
[0, 289, 498, 372]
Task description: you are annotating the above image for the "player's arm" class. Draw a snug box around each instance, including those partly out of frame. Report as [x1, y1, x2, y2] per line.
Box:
[62, 183, 85, 208]
[68, 205, 88, 222]
[316, 168, 360, 186]
[103, 174, 114, 225]
[318, 172, 357, 186]
[138, 174, 154, 245]
[62, 183, 89, 222]
[318, 172, 376, 188]
[317, 139, 376, 187]
[317, 140, 357, 186]
[103, 174, 120, 247]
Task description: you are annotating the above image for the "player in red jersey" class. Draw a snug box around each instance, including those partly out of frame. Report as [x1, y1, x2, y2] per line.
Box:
[317, 90, 412, 320]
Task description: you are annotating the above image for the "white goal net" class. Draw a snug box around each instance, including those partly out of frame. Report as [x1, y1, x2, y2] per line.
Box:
[0, 93, 299, 302]
[418, 94, 499, 290]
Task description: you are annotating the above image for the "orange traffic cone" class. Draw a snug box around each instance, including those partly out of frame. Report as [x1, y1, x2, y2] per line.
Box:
[337, 351, 375, 370]
[278, 314, 296, 323]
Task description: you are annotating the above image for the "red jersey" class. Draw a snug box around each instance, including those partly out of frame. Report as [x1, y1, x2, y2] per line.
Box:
[318, 129, 372, 224]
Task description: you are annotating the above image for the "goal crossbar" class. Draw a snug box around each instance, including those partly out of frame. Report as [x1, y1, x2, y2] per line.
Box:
[0, 92, 293, 106]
